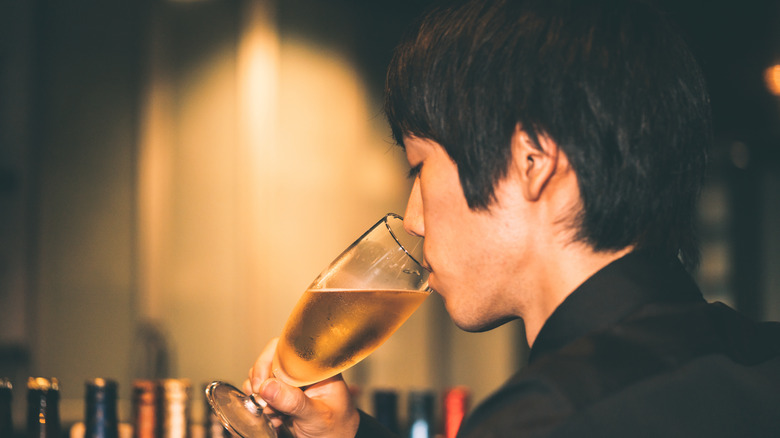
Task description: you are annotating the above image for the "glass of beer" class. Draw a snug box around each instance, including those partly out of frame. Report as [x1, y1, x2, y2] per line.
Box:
[206, 213, 429, 438]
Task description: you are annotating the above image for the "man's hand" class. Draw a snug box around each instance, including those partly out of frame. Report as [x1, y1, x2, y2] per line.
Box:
[243, 338, 361, 438]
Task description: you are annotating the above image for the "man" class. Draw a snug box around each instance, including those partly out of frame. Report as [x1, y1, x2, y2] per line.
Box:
[245, 0, 780, 436]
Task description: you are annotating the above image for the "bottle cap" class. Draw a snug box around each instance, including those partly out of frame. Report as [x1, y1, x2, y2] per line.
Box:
[27, 377, 59, 392]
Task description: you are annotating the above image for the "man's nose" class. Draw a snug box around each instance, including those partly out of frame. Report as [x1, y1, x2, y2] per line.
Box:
[403, 178, 424, 237]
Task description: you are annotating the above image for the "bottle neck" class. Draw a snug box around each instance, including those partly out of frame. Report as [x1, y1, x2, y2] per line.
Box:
[132, 380, 158, 438]
[157, 379, 191, 438]
[27, 388, 60, 438]
[407, 391, 435, 438]
[0, 380, 13, 437]
[85, 379, 119, 438]
[373, 390, 400, 434]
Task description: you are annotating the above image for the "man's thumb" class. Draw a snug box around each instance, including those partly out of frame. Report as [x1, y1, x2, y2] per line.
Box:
[260, 378, 308, 416]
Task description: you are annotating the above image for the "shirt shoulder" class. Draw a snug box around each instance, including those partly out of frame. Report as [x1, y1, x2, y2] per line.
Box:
[459, 303, 780, 437]
[457, 375, 576, 438]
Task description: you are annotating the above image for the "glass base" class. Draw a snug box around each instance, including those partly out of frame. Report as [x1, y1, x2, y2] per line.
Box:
[206, 381, 277, 438]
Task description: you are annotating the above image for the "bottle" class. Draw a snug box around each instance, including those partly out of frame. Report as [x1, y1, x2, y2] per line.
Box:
[441, 386, 469, 438]
[26, 377, 61, 438]
[1, 378, 12, 437]
[406, 390, 434, 438]
[84, 378, 119, 438]
[156, 379, 190, 438]
[131, 380, 157, 438]
[372, 389, 400, 434]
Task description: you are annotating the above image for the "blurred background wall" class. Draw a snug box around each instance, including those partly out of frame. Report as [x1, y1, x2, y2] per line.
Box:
[0, 0, 778, 432]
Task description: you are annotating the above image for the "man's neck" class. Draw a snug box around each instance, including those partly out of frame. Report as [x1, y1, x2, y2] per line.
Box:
[522, 245, 634, 347]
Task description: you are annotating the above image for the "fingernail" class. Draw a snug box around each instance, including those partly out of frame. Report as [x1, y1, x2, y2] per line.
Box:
[251, 377, 263, 394]
[261, 379, 280, 401]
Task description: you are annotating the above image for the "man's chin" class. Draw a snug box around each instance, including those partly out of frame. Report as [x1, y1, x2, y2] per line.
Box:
[452, 314, 519, 333]
[436, 290, 520, 332]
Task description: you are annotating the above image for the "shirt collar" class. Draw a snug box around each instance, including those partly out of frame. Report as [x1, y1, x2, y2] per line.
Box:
[527, 250, 704, 364]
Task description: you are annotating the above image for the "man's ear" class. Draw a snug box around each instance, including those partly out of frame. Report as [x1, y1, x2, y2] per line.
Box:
[511, 125, 559, 201]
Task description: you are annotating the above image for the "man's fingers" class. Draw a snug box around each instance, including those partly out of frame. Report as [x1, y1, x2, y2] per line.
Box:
[249, 337, 280, 393]
[260, 378, 311, 417]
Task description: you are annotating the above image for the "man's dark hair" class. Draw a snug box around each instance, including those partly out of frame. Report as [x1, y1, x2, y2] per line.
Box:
[384, 0, 711, 269]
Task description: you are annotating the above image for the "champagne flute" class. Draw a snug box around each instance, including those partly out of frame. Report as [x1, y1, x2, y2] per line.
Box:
[206, 213, 429, 437]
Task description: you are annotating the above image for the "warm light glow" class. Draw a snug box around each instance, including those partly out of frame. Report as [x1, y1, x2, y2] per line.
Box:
[765, 65, 780, 96]
[137, 24, 175, 319]
[135, 0, 452, 396]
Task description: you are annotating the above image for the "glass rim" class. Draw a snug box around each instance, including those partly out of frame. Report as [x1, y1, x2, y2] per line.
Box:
[383, 213, 428, 271]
